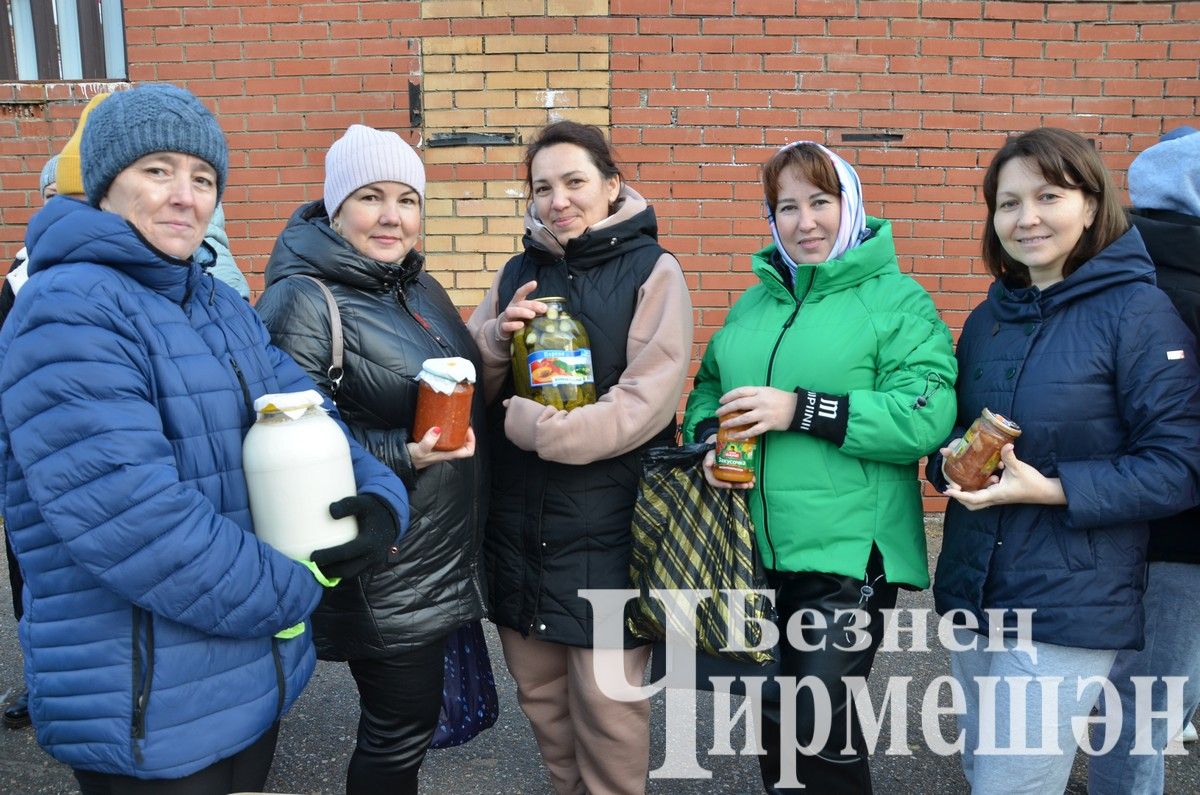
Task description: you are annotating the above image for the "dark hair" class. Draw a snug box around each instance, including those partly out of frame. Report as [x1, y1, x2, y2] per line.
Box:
[523, 120, 622, 194]
[981, 127, 1128, 286]
[762, 143, 840, 211]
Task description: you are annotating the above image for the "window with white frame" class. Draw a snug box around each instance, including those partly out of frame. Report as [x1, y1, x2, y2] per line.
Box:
[1, 0, 126, 81]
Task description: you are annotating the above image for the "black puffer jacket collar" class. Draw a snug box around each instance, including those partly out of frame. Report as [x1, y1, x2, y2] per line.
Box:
[264, 200, 423, 292]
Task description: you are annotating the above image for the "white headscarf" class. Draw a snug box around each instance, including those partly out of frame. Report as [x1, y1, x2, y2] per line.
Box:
[766, 141, 869, 275]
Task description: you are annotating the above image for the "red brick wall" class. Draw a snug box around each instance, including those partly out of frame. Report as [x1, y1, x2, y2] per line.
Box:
[1, 0, 430, 294]
[603, 0, 1198, 341]
[2, 1, 1197, 508]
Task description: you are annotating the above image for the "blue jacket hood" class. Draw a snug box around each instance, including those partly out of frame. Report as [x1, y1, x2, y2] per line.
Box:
[26, 196, 200, 304]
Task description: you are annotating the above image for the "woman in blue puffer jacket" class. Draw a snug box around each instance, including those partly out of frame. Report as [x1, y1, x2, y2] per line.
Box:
[928, 127, 1200, 795]
[0, 84, 409, 794]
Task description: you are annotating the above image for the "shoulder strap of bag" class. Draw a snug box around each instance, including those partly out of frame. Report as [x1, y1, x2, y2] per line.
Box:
[293, 274, 344, 395]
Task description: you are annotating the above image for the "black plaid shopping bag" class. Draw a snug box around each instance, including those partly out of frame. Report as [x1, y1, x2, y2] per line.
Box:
[627, 443, 777, 666]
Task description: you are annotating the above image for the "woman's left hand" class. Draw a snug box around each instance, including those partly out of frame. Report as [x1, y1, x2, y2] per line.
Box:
[701, 433, 754, 490]
[944, 444, 1067, 510]
[407, 426, 476, 470]
[716, 386, 797, 438]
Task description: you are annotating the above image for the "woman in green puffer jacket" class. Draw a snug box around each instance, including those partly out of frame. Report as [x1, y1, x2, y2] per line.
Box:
[683, 141, 957, 794]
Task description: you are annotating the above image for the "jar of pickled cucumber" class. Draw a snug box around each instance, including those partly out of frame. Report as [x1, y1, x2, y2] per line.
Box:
[511, 297, 597, 411]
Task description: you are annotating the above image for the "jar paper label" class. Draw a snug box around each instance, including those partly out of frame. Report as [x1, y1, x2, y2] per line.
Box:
[716, 440, 755, 470]
[528, 349, 594, 387]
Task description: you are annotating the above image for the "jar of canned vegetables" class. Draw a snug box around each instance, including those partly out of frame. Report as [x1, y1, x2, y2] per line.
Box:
[941, 407, 1022, 491]
[511, 297, 596, 411]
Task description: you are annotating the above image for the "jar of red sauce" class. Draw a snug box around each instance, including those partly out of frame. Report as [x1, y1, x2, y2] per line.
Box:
[713, 410, 758, 484]
[942, 408, 1022, 491]
[413, 357, 476, 451]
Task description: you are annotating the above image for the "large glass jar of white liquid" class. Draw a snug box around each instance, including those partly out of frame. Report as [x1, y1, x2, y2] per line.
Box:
[243, 390, 358, 560]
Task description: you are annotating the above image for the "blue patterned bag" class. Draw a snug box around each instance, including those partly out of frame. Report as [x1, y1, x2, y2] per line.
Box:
[430, 620, 499, 749]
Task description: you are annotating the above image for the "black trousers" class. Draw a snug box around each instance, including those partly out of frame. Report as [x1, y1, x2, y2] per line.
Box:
[758, 547, 898, 794]
[345, 638, 447, 795]
[73, 722, 279, 795]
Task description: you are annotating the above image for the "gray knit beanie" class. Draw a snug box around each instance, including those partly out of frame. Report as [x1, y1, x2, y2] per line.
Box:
[323, 124, 425, 218]
[39, 154, 59, 194]
[81, 83, 228, 207]
[1129, 125, 1200, 217]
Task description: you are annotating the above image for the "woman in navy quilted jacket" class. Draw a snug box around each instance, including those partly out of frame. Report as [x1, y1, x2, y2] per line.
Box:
[928, 127, 1200, 794]
[0, 84, 409, 794]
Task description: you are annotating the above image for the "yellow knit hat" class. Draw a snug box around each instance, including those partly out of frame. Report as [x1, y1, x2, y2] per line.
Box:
[55, 93, 110, 197]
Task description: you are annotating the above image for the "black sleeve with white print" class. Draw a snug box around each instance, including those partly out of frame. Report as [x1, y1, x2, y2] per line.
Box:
[789, 388, 850, 447]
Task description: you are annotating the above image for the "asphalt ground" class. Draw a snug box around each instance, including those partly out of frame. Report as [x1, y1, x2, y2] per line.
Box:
[0, 518, 1195, 794]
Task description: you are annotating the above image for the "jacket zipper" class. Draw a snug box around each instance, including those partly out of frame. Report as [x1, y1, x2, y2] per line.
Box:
[757, 266, 811, 570]
[229, 356, 255, 419]
[130, 607, 154, 764]
[758, 302, 801, 569]
[393, 285, 455, 357]
[468, 487, 487, 614]
[393, 284, 487, 612]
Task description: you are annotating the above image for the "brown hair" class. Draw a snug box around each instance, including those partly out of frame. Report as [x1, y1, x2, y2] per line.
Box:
[981, 127, 1128, 286]
[523, 120, 622, 195]
[761, 143, 840, 211]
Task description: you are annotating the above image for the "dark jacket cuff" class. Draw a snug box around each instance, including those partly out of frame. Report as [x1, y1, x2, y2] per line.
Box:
[693, 416, 720, 444]
[925, 451, 949, 492]
[393, 431, 417, 491]
[789, 388, 849, 447]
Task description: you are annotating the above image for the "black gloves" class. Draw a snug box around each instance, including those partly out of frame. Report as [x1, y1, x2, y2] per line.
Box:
[790, 388, 850, 447]
[311, 494, 399, 580]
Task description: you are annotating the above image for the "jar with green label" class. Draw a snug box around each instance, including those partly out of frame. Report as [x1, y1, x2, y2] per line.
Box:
[511, 297, 597, 411]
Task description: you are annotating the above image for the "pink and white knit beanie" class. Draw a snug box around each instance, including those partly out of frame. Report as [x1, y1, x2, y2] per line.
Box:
[323, 124, 425, 217]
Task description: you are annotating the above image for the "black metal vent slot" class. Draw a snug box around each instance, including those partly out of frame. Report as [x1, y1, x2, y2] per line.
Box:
[427, 132, 521, 148]
[408, 82, 422, 128]
[841, 132, 905, 143]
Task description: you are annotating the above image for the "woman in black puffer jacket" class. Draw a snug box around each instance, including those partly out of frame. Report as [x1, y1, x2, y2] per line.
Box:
[256, 124, 487, 795]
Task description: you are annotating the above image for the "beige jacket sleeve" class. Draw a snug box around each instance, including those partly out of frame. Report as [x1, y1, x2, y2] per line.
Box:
[465, 271, 516, 404]
[467, 254, 693, 465]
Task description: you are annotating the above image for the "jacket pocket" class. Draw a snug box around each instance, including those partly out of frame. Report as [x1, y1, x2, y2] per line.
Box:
[270, 638, 286, 720]
[1049, 510, 1094, 571]
[820, 441, 869, 497]
[129, 607, 154, 765]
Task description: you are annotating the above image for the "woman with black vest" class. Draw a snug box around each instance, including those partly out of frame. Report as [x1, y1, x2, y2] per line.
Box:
[468, 121, 692, 795]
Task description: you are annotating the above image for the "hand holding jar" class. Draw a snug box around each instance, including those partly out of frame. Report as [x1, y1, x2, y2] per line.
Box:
[943, 443, 1068, 511]
[496, 279, 548, 340]
[411, 357, 477, 468]
[701, 386, 800, 489]
[510, 297, 596, 411]
[941, 408, 1021, 491]
[940, 409, 1067, 510]
[708, 411, 758, 487]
